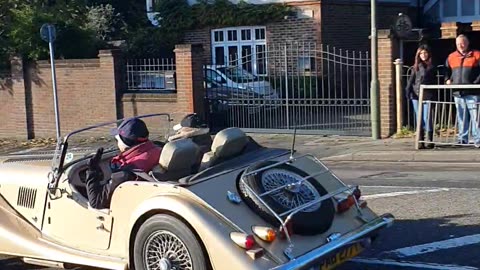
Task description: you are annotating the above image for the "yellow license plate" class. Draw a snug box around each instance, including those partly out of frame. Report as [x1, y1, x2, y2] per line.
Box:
[320, 243, 364, 270]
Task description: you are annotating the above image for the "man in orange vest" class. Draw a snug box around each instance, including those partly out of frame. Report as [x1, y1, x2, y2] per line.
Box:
[445, 34, 480, 146]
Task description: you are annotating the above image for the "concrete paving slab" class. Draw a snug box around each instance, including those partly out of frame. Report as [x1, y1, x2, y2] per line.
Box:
[352, 151, 416, 162]
[413, 151, 480, 162]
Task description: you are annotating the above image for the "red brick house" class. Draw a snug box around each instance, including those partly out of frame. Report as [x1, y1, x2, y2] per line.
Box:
[146, 0, 416, 73]
[142, 1, 419, 137]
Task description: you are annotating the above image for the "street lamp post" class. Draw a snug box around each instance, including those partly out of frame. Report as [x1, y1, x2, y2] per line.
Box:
[370, 0, 380, 139]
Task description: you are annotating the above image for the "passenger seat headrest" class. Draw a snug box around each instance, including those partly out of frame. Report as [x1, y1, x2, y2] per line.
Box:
[211, 127, 248, 159]
[159, 139, 200, 171]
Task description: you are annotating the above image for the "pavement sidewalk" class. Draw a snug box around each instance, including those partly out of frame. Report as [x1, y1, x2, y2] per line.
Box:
[2, 134, 480, 163]
[248, 133, 480, 163]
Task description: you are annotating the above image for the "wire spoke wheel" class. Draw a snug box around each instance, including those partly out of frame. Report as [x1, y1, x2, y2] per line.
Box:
[261, 168, 321, 212]
[238, 161, 335, 235]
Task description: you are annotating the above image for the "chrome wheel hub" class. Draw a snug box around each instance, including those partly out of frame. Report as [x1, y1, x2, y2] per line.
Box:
[262, 169, 321, 212]
[159, 258, 171, 270]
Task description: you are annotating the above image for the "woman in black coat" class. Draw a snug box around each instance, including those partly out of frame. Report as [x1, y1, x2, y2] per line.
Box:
[405, 44, 437, 149]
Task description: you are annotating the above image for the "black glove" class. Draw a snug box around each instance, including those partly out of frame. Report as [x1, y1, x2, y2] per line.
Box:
[87, 147, 104, 171]
[85, 148, 104, 184]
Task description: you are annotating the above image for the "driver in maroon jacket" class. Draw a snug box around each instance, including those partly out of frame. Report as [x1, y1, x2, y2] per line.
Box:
[86, 117, 162, 209]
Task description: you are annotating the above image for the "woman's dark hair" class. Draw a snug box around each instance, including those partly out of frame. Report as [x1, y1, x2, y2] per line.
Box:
[413, 44, 432, 72]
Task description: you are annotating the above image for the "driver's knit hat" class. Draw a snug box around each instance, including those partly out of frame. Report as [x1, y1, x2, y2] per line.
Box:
[111, 117, 149, 146]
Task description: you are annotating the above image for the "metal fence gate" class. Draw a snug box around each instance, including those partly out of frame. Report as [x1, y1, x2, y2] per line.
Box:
[204, 42, 372, 135]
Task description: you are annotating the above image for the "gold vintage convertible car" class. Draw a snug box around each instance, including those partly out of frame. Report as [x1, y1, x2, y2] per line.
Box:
[0, 113, 394, 270]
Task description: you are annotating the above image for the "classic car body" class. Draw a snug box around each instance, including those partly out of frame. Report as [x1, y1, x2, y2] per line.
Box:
[0, 113, 394, 270]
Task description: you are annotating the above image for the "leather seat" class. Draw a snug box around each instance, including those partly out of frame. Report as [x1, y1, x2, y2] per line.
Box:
[152, 138, 201, 181]
[199, 127, 249, 170]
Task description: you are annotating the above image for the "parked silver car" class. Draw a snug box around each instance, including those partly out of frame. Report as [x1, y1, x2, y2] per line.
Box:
[205, 65, 279, 99]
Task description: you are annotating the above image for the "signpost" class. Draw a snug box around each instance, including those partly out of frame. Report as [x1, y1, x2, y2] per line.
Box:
[40, 23, 61, 141]
[370, 0, 380, 139]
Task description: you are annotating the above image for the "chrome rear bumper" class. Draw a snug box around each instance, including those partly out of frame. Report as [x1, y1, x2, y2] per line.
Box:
[270, 213, 394, 270]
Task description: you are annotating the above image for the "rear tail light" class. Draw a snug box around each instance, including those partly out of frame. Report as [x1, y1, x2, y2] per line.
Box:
[252, 226, 276, 242]
[337, 195, 355, 213]
[230, 232, 255, 250]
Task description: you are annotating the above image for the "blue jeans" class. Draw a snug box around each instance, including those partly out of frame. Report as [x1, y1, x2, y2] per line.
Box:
[454, 95, 480, 144]
[412, 100, 432, 133]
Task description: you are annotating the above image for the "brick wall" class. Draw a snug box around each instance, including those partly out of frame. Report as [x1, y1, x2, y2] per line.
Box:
[0, 78, 13, 137]
[184, 29, 211, 63]
[0, 57, 28, 139]
[440, 21, 480, 39]
[321, 1, 412, 52]
[122, 44, 203, 126]
[267, 3, 321, 45]
[0, 47, 203, 139]
[23, 54, 118, 138]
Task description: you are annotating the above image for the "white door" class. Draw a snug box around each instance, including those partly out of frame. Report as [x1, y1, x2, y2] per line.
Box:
[42, 183, 113, 251]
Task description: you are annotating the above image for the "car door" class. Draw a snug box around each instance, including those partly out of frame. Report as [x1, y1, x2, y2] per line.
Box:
[41, 177, 113, 251]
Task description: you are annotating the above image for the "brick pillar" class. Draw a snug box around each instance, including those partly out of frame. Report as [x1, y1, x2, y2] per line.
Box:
[378, 29, 399, 138]
[174, 44, 205, 119]
[440, 22, 458, 39]
[472, 21, 480, 31]
[98, 49, 123, 120]
[11, 56, 29, 139]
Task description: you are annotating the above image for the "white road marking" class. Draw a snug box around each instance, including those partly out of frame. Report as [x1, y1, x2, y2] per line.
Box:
[362, 188, 449, 199]
[362, 185, 480, 191]
[386, 234, 480, 258]
[350, 257, 478, 270]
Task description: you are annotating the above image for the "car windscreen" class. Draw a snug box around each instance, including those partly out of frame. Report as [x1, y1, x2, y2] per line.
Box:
[58, 114, 172, 170]
[217, 67, 259, 83]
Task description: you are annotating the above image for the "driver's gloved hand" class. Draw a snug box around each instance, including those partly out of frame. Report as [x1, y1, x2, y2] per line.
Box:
[86, 148, 104, 182]
[88, 147, 104, 170]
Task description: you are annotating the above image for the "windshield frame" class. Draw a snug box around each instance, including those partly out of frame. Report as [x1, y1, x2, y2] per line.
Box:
[48, 113, 172, 192]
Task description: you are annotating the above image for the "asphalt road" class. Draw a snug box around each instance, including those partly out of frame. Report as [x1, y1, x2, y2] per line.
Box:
[333, 161, 480, 270]
[1, 161, 479, 270]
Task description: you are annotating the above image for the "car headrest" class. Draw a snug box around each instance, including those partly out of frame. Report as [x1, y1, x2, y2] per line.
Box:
[159, 139, 201, 171]
[211, 127, 248, 159]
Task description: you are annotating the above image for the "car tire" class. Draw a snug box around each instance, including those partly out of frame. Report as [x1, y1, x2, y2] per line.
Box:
[238, 161, 335, 236]
[133, 214, 207, 270]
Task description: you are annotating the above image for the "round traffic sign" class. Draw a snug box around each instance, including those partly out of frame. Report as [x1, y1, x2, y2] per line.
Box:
[40, 23, 56, 42]
[394, 13, 412, 38]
